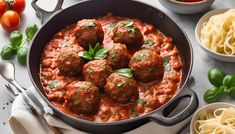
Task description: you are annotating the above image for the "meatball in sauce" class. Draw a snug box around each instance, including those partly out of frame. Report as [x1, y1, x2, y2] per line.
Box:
[105, 43, 131, 69]
[83, 60, 113, 88]
[74, 19, 104, 49]
[112, 20, 144, 49]
[129, 49, 164, 83]
[56, 45, 85, 76]
[104, 73, 139, 104]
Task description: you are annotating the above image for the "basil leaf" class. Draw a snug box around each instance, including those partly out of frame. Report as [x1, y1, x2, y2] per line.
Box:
[49, 81, 59, 89]
[1, 45, 16, 60]
[123, 21, 134, 28]
[145, 39, 154, 46]
[88, 44, 94, 56]
[10, 31, 23, 48]
[78, 51, 92, 60]
[116, 68, 133, 78]
[87, 21, 96, 27]
[93, 48, 109, 60]
[93, 43, 101, 53]
[17, 47, 28, 65]
[25, 24, 38, 41]
[138, 99, 146, 105]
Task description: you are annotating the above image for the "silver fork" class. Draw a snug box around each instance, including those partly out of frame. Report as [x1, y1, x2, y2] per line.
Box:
[5, 83, 19, 99]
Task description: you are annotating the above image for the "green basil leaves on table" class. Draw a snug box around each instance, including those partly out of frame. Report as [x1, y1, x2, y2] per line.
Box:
[1, 45, 16, 59]
[204, 87, 223, 103]
[16, 47, 28, 65]
[208, 67, 225, 87]
[204, 67, 235, 103]
[0, 24, 38, 65]
[78, 43, 109, 60]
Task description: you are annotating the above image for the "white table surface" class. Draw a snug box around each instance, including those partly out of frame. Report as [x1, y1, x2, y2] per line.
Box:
[0, 0, 235, 134]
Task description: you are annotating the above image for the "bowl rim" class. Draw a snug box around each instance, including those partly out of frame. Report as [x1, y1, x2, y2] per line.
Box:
[190, 102, 235, 133]
[195, 8, 235, 58]
[169, 0, 211, 5]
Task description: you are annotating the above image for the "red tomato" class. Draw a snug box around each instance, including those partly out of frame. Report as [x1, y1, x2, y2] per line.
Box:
[11, 0, 26, 14]
[0, 0, 7, 17]
[0, 10, 20, 32]
[4, 0, 26, 14]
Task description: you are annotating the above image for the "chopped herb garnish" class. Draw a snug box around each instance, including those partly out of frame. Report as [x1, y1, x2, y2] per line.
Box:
[123, 21, 134, 28]
[123, 21, 136, 35]
[138, 99, 146, 105]
[163, 57, 171, 72]
[145, 39, 154, 46]
[130, 108, 138, 117]
[117, 81, 126, 87]
[86, 69, 92, 74]
[163, 57, 170, 66]
[111, 53, 116, 59]
[116, 68, 133, 78]
[109, 21, 119, 29]
[128, 28, 136, 35]
[87, 21, 96, 27]
[136, 54, 144, 62]
[49, 81, 59, 89]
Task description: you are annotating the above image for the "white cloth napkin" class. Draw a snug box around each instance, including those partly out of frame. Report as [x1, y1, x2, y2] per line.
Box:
[8, 87, 190, 134]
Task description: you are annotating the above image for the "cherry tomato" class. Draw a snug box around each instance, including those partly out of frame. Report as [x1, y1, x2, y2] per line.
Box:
[5, 0, 26, 14]
[1, 10, 20, 32]
[0, 0, 7, 17]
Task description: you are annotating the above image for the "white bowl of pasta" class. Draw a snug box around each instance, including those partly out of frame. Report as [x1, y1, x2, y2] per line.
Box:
[195, 9, 235, 62]
[190, 102, 235, 134]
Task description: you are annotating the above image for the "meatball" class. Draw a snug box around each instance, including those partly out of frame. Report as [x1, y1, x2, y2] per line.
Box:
[64, 81, 100, 114]
[56, 46, 85, 76]
[112, 20, 144, 49]
[129, 49, 164, 83]
[83, 60, 113, 88]
[106, 43, 131, 69]
[104, 73, 139, 104]
[74, 19, 104, 48]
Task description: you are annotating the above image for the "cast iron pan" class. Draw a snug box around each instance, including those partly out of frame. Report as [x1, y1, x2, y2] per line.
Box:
[28, 0, 198, 133]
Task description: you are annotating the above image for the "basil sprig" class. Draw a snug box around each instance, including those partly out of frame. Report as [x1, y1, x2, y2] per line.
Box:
[0, 24, 38, 65]
[78, 43, 109, 60]
[116, 68, 133, 78]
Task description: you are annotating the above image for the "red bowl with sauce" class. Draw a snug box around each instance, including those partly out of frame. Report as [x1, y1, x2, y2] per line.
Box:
[28, 0, 198, 133]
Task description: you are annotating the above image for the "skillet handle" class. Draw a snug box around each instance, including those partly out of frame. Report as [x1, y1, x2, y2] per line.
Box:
[149, 77, 198, 126]
[31, 0, 64, 24]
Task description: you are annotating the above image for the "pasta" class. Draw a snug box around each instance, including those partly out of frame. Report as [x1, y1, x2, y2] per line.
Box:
[194, 107, 235, 134]
[200, 9, 235, 55]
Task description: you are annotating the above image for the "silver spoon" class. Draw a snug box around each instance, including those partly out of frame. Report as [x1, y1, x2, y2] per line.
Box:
[0, 60, 26, 94]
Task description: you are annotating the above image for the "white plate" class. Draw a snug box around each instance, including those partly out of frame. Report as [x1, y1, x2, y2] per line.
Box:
[195, 9, 235, 62]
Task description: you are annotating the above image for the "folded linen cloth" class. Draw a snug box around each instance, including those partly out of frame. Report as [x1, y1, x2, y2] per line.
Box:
[9, 87, 190, 134]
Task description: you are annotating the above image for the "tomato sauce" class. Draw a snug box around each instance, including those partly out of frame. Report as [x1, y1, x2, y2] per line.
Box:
[40, 13, 182, 122]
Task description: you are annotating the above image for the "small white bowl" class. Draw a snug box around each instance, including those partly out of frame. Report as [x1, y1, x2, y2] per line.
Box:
[195, 9, 235, 62]
[159, 0, 215, 14]
[190, 102, 235, 134]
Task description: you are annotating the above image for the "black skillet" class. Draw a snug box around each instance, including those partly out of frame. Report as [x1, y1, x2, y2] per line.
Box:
[28, 0, 198, 133]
